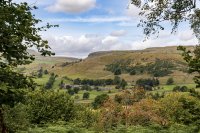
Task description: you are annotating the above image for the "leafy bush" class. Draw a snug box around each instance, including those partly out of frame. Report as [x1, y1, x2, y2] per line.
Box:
[3, 103, 30, 132]
[26, 90, 75, 124]
[92, 94, 109, 109]
[173, 86, 189, 92]
[136, 78, 159, 91]
[166, 77, 174, 85]
[105, 59, 175, 77]
[82, 92, 90, 100]
[45, 73, 57, 89]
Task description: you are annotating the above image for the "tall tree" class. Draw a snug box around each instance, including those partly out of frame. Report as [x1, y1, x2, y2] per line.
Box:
[0, 0, 57, 132]
[131, 0, 200, 87]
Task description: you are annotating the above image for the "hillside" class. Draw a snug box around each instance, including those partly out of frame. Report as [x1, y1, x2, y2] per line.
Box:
[47, 46, 196, 84]
[19, 50, 80, 74]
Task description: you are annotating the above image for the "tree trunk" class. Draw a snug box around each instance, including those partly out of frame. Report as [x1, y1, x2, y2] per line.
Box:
[0, 107, 7, 133]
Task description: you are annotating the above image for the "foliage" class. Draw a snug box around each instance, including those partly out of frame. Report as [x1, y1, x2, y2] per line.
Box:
[45, 73, 57, 89]
[114, 68, 122, 75]
[130, 69, 136, 75]
[74, 87, 80, 94]
[105, 59, 174, 77]
[0, 67, 35, 90]
[119, 79, 128, 89]
[113, 76, 121, 85]
[136, 78, 159, 91]
[82, 92, 90, 100]
[74, 106, 99, 129]
[0, 84, 26, 107]
[92, 94, 109, 109]
[178, 46, 200, 87]
[26, 90, 75, 124]
[131, 0, 200, 87]
[44, 69, 49, 75]
[146, 59, 174, 77]
[67, 87, 79, 95]
[73, 78, 114, 86]
[149, 92, 165, 100]
[173, 86, 189, 92]
[166, 77, 174, 85]
[2, 103, 30, 133]
[97, 99, 123, 131]
[37, 67, 43, 78]
[81, 85, 92, 91]
[131, 0, 199, 39]
[114, 88, 146, 105]
[160, 93, 200, 130]
[0, 0, 57, 131]
[105, 59, 132, 74]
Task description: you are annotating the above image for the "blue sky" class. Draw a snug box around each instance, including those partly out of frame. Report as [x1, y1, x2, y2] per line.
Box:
[16, 0, 197, 58]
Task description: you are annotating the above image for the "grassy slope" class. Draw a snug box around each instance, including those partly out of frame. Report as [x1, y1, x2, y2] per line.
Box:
[51, 46, 195, 84]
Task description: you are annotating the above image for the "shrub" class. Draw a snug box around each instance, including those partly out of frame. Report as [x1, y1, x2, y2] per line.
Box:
[173, 86, 189, 92]
[166, 77, 174, 85]
[92, 94, 109, 109]
[83, 92, 90, 100]
[74, 87, 80, 94]
[26, 90, 75, 124]
[136, 78, 159, 91]
[114, 68, 122, 75]
[45, 73, 57, 89]
[130, 69, 136, 75]
[3, 103, 30, 132]
[82, 85, 92, 91]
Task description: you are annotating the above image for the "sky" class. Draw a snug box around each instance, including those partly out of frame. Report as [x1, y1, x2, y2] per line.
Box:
[15, 0, 198, 58]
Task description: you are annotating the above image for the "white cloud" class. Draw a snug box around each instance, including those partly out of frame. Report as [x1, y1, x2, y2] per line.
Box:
[14, 0, 53, 6]
[102, 36, 119, 45]
[45, 30, 197, 58]
[178, 30, 195, 41]
[118, 21, 137, 27]
[110, 30, 127, 37]
[46, 16, 131, 23]
[46, 0, 96, 13]
[126, 3, 141, 18]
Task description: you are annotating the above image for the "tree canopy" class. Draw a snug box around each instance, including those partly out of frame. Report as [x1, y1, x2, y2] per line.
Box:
[131, 0, 199, 40]
[0, 1, 57, 132]
[0, 0, 57, 89]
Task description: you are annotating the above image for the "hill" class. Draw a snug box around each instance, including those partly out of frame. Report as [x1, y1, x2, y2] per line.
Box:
[47, 46, 196, 84]
[19, 50, 80, 74]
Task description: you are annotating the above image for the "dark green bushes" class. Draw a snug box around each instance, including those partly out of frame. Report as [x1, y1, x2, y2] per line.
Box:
[105, 59, 175, 77]
[136, 78, 160, 91]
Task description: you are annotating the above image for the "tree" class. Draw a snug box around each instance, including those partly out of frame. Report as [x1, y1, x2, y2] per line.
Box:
[130, 69, 136, 75]
[0, 1, 57, 132]
[131, 0, 200, 87]
[120, 79, 128, 89]
[92, 94, 109, 109]
[59, 80, 65, 89]
[166, 77, 174, 85]
[83, 92, 90, 100]
[45, 73, 57, 89]
[177, 46, 200, 87]
[173, 86, 189, 92]
[114, 68, 122, 75]
[113, 76, 121, 85]
[37, 67, 43, 78]
[73, 87, 80, 94]
[44, 69, 49, 75]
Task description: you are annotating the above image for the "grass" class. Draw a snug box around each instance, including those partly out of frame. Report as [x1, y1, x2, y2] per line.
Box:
[23, 46, 196, 87]
[34, 74, 199, 103]
[73, 89, 119, 103]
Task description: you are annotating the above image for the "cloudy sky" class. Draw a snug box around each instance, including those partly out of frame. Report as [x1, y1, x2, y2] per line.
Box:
[16, 0, 197, 58]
